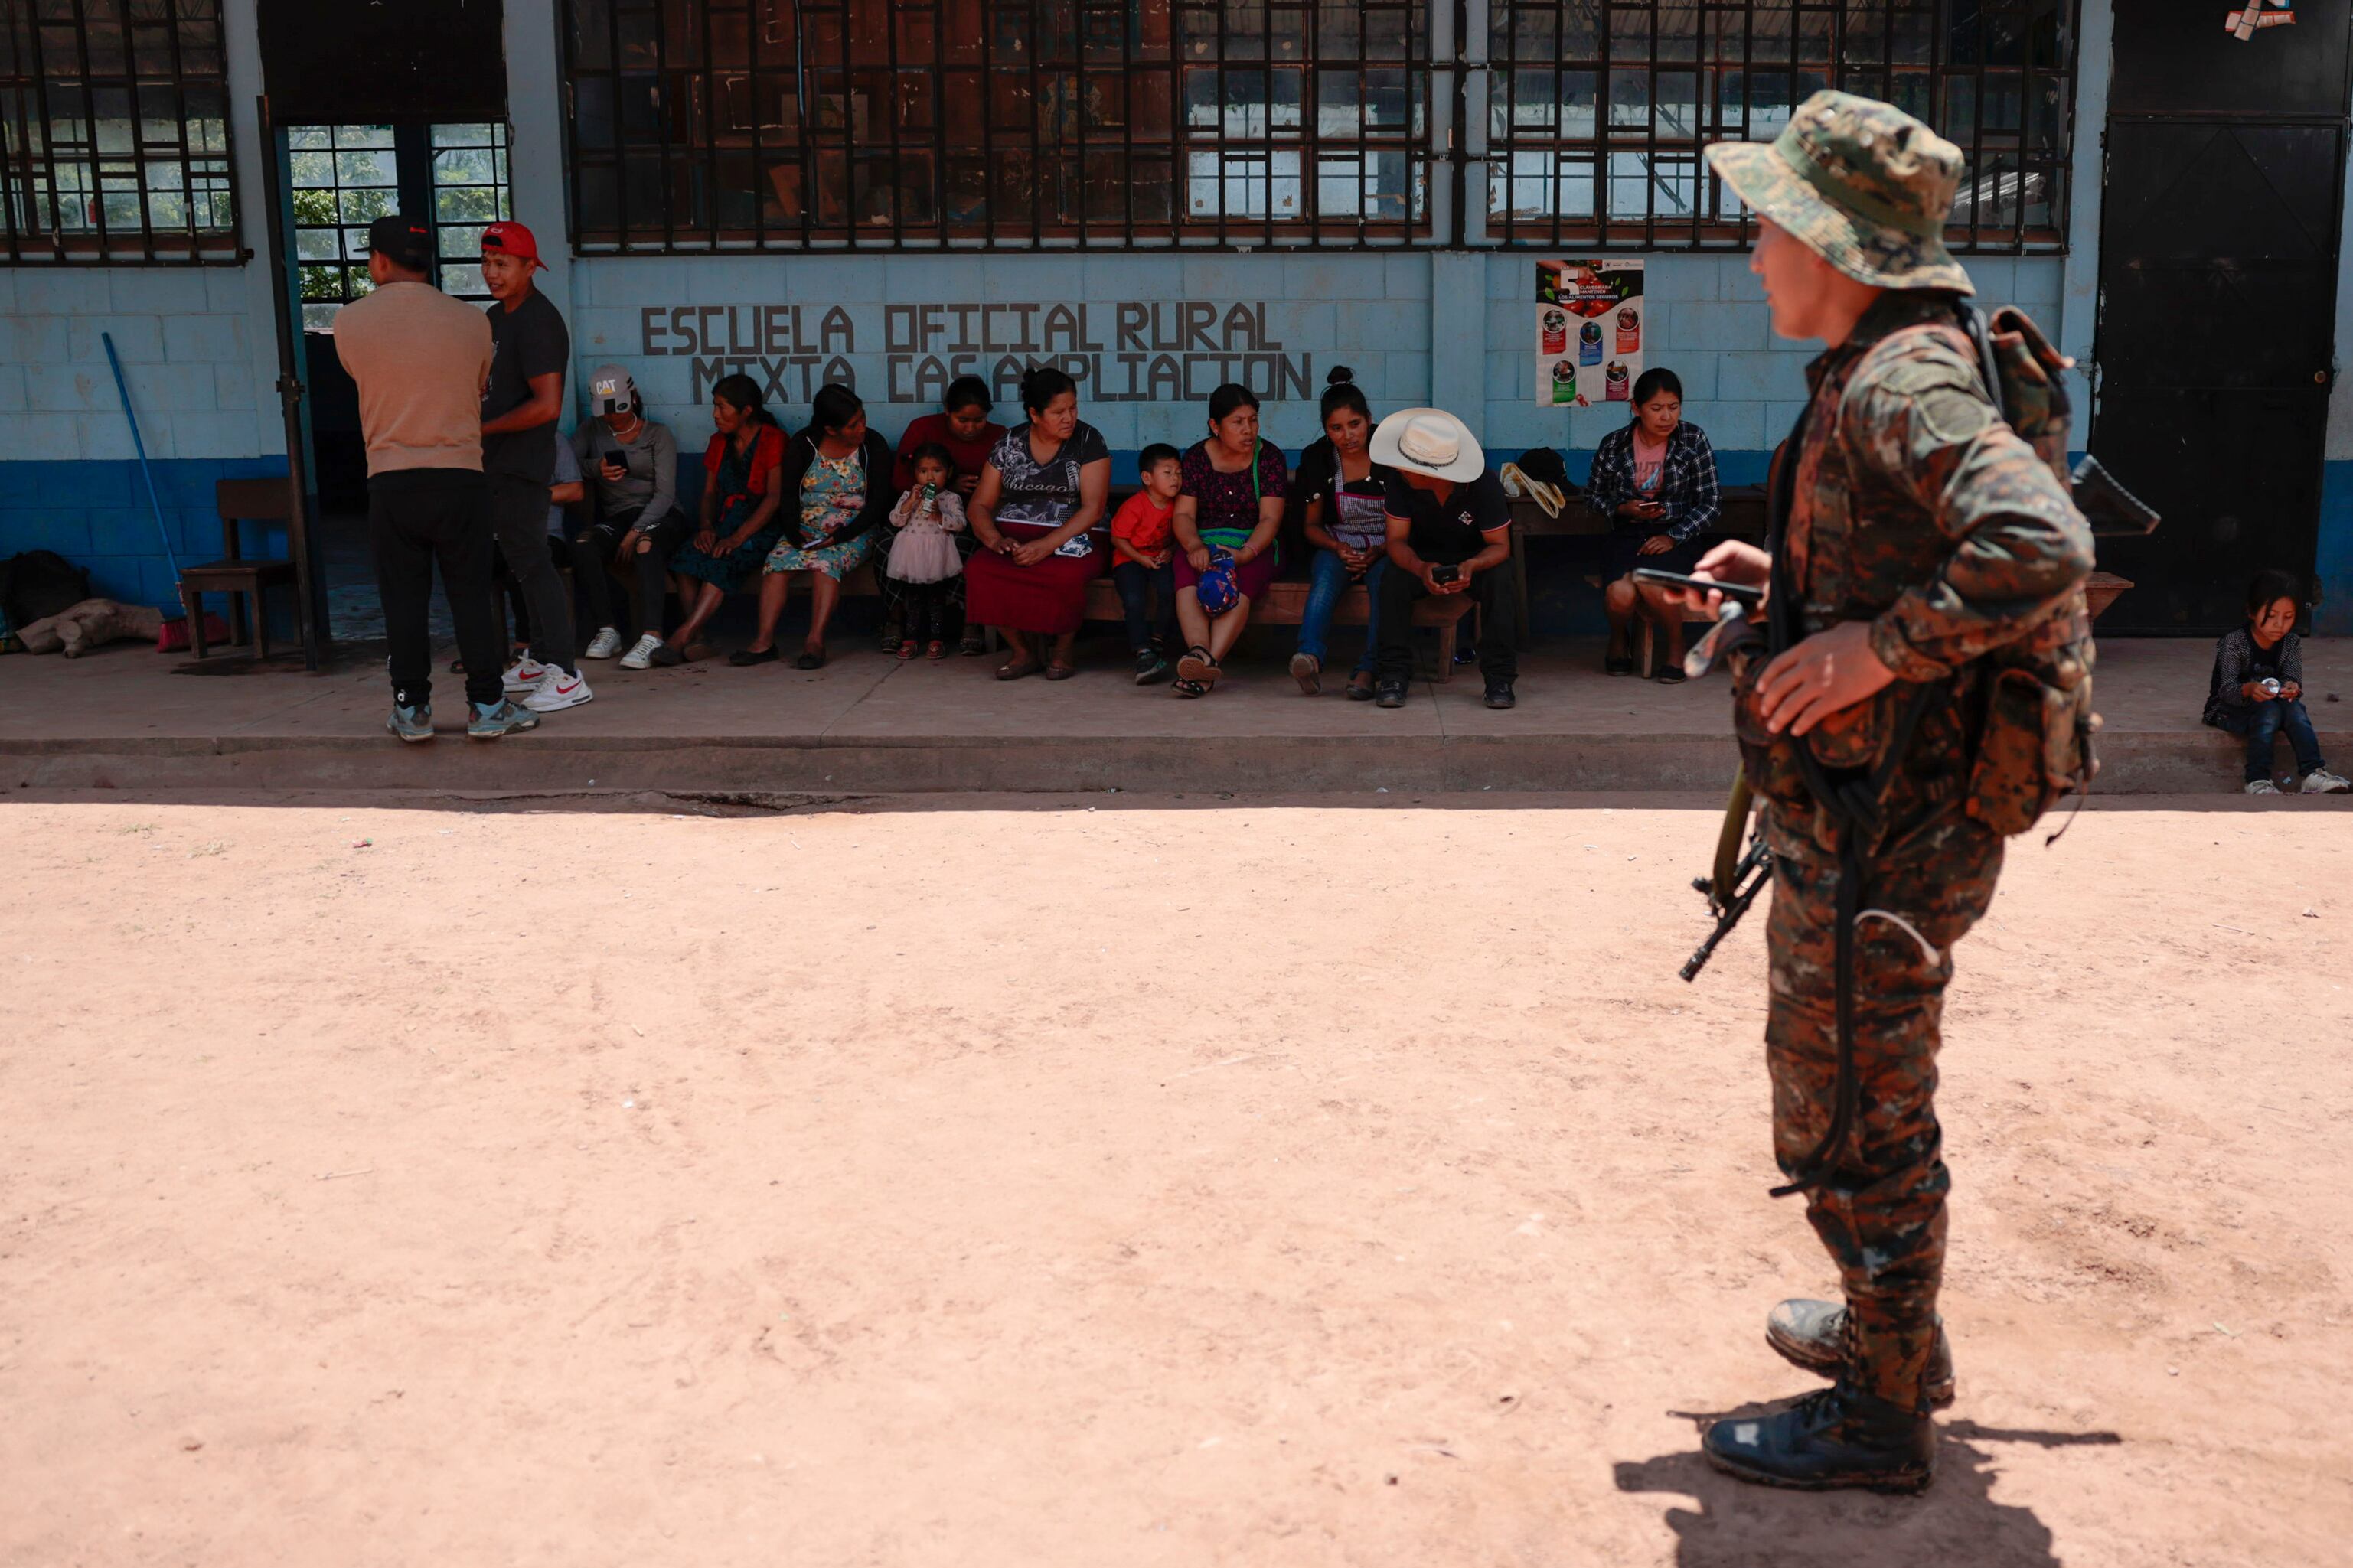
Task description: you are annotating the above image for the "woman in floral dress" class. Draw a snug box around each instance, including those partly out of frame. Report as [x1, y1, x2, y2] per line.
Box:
[733, 384, 896, 669]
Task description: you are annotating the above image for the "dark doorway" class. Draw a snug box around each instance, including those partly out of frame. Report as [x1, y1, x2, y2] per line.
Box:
[255, 2, 509, 637]
[2091, 6, 2352, 632]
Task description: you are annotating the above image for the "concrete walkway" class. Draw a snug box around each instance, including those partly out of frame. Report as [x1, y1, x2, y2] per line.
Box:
[2, 632, 2345, 796]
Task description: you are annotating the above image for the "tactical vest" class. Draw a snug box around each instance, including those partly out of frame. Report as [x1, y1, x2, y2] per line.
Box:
[1750, 302, 2099, 843]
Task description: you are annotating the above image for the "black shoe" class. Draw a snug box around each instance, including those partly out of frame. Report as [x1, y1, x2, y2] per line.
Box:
[1483, 678, 1516, 710]
[728, 646, 779, 667]
[1133, 647, 1171, 686]
[1766, 1298, 1956, 1410]
[1605, 654, 1636, 677]
[1375, 680, 1408, 709]
[877, 618, 903, 654]
[1702, 1383, 1935, 1494]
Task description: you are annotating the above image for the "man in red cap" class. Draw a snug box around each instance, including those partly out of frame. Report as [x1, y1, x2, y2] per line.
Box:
[477, 219, 592, 712]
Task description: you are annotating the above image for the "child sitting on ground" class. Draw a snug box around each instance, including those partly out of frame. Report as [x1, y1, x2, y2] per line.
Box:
[1108, 442, 1184, 685]
[886, 445, 968, 660]
[2203, 568, 2348, 796]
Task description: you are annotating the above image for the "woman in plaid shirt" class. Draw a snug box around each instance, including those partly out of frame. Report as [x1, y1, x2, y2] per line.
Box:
[1585, 367, 1720, 681]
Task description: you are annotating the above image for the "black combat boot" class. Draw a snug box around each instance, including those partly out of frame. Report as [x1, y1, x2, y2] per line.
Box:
[1702, 1381, 1935, 1493]
[1765, 1298, 1956, 1409]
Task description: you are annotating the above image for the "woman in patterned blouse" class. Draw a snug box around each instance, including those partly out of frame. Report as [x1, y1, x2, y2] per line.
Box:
[964, 367, 1114, 680]
[1584, 367, 1720, 683]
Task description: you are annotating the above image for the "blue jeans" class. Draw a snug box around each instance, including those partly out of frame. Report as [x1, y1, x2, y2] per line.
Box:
[1111, 559, 1176, 652]
[2241, 697, 2326, 784]
[1298, 549, 1385, 672]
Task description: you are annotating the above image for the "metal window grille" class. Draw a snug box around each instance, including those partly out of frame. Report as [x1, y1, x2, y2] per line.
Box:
[431, 122, 513, 298]
[0, 0, 238, 264]
[1484, 0, 2077, 253]
[292, 123, 514, 327]
[291, 125, 399, 329]
[560, 0, 1433, 253]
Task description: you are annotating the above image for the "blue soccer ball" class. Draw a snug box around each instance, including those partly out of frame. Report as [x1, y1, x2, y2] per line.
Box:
[1196, 552, 1241, 615]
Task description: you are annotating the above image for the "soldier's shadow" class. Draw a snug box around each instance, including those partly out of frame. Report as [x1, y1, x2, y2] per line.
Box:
[1614, 1407, 2121, 1568]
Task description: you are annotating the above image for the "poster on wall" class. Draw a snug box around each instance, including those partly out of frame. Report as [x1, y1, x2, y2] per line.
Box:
[1533, 259, 1645, 408]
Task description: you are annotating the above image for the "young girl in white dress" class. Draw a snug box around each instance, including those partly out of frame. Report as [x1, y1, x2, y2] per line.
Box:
[886, 445, 969, 659]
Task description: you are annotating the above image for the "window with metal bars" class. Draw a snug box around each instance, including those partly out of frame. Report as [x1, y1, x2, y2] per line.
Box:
[0, 0, 237, 264]
[1484, 0, 2077, 253]
[292, 126, 398, 328]
[292, 124, 514, 328]
[560, 0, 1432, 252]
[430, 122, 513, 298]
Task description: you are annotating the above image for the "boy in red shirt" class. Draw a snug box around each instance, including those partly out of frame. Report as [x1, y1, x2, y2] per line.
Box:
[1109, 443, 1183, 685]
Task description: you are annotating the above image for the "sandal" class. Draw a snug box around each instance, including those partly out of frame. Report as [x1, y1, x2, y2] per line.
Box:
[794, 647, 827, 670]
[1346, 670, 1377, 702]
[925, 640, 947, 660]
[1172, 676, 1209, 699]
[1175, 646, 1221, 688]
[997, 654, 1043, 681]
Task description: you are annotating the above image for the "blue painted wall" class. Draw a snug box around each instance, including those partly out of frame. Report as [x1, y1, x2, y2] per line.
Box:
[2, 457, 289, 609]
[27, 0, 2329, 644]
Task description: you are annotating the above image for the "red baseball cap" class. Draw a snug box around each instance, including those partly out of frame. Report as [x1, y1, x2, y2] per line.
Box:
[479, 220, 547, 271]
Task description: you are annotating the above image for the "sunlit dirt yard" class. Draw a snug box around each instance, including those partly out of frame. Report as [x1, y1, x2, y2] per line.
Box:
[3, 793, 2347, 1567]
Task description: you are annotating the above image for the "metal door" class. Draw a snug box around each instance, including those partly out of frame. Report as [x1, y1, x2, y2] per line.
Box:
[2092, 6, 2351, 631]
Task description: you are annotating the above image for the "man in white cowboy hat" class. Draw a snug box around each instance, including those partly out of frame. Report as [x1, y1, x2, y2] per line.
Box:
[1672, 92, 2092, 1494]
[1367, 407, 1520, 709]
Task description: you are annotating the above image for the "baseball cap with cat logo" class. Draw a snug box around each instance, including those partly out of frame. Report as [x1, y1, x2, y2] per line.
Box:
[587, 364, 638, 416]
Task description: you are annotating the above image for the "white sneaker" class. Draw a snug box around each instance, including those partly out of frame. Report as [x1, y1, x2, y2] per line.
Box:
[521, 667, 594, 712]
[2245, 778, 2282, 796]
[2301, 768, 2351, 794]
[502, 654, 550, 693]
[618, 632, 662, 670]
[583, 626, 624, 660]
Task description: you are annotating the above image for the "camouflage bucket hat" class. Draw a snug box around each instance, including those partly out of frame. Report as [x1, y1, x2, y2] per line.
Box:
[1705, 90, 1973, 295]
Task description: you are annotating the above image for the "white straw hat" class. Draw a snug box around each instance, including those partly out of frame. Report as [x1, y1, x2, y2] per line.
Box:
[1369, 408, 1486, 481]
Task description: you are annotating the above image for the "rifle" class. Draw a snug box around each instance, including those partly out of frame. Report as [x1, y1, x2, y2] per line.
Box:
[1681, 771, 1772, 983]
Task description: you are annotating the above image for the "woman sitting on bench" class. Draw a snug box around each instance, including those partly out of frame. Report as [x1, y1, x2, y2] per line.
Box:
[964, 366, 1113, 681]
[649, 374, 788, 665]
[1167, 383, 1288, 698]
[1584, 367, 1720, 683]
[733, 383, 895, 670]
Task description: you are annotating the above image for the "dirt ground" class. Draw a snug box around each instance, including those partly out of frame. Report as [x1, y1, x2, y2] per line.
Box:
[2, 791, 2348, 1567]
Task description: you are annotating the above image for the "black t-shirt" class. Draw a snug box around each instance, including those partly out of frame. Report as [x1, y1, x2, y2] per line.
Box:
[481, 288, 571, 482]
[2247, 637, 2286, 683]
[1382, 468, 1510, 563]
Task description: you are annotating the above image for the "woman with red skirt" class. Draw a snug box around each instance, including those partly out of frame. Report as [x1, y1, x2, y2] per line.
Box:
[964, 367, 1112, 681]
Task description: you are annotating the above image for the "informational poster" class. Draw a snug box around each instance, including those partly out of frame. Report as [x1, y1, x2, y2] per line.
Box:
[1534, 259, 1645, 408]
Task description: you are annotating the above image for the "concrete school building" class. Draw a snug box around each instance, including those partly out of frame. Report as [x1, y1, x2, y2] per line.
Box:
[1, 0, 2348, 635]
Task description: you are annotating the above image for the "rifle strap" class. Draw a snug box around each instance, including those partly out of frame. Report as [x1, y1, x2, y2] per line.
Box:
[1770, 680, 1940, 1199]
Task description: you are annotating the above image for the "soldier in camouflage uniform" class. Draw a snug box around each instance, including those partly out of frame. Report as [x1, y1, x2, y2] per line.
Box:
[1680, 93, 2094, 1491]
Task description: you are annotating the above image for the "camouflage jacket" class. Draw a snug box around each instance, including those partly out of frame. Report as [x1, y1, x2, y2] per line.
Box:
[1739, 289, 2095, 845]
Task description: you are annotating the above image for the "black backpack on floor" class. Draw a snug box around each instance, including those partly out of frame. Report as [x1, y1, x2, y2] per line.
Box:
[0, 550, 93, 629]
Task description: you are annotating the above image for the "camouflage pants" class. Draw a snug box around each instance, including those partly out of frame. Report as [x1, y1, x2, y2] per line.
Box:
[1764, 804, 2002, 1415]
